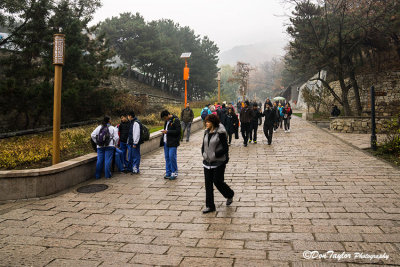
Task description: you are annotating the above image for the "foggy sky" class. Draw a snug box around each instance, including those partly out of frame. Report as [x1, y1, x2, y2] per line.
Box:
[92, 0, 291, 53]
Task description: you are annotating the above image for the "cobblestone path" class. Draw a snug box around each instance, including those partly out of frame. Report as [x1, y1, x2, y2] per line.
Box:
[0, 117, 399, 266]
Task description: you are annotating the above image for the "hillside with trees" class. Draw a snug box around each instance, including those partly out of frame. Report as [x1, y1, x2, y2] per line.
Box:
[0, 1, 220, 132]
[282, 0, 400, 116]
[98, 13, 219, 100]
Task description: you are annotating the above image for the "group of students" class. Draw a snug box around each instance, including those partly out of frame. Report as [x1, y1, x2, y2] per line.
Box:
[90, 111, 143, 179]
[91, 110, 183, 181]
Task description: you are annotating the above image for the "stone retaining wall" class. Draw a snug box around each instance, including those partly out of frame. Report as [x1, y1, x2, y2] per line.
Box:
[328, 71, 400, 117]
[330, 116, 391, 133]
[0, 117, 202, 201]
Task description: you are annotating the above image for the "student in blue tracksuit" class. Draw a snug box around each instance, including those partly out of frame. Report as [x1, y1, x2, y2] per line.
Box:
[127, 111, 141, 174]
[91, 116, 119, 179]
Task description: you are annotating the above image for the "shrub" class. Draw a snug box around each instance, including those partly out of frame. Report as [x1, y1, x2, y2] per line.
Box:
[379, 114, 400, 155]
[0, 127, 93, 169]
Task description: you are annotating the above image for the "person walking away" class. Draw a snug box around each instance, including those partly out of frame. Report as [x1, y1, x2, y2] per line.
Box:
[278, 103, 284, 129]
[283, 103, 293, 132]
[331, 104, 340, 117]
[117, 114, 130, 172]
[180, 103, 194, 142]
[127, 111, 141, 174]
[249, 103, 262, 143]
[272, 102, 280, 132]
[160, 110, 181, 180]
[210, 105, 217, 116]
[91, 116, 119, 179]
[262, 105, 277, 145]
[202, 114, 234, 214]
[201, 104, 212, 129]
[225, 107, 238, 145]
[240, 101, 252, 147]
[237, 101, 242, 113]
[217, 103, 228, 127]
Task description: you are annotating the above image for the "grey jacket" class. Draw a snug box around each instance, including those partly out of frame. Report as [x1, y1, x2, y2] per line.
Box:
[202, 123, 229, 167]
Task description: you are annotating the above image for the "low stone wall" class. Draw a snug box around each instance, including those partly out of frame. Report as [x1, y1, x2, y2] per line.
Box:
[0, 117, 203, 201]
[330, 116, 391, 133]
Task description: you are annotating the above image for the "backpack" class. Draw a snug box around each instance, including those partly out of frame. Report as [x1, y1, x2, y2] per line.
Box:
[96, 126, 111, 147]
[134, 119, 150, 144]
[90, 138, 97, 152]
[201, 109, 208, 120]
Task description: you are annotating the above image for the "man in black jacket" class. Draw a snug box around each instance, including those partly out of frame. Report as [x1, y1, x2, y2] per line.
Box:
[240, 101, 252, 147]
[262, 105, 277, 145]
[118, 114, 131, 172]
[249, 103, 262, 144]
[180, 103, 194, 142]
[160, 110, 181, 180]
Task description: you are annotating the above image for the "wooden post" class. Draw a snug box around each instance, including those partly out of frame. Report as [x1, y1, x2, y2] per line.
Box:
[52, 34, 65, 165]
[371, 86, 377, 151]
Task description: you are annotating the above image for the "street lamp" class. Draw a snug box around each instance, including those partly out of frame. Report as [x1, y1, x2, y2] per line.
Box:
[217, 71, 221, 103]
[180, 52, 191, 107]
[52, 34, 65, 165]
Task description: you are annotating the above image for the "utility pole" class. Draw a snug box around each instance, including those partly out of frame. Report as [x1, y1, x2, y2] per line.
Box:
[181, 52, 191, 107]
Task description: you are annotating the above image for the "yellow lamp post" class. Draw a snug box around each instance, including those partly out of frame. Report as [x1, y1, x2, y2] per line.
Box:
[180, 52, 191, 107]
[52, 34, 65, 165]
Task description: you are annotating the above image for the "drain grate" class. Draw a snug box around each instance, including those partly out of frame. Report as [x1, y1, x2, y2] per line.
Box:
[77, 184, 108, 193]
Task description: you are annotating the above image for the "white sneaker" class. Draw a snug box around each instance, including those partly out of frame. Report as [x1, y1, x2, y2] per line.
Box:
[288, 129, 290, 132]
[169, 172, 178, 180]
[284, 130, 287, 133]
[273, 130, 276, 133]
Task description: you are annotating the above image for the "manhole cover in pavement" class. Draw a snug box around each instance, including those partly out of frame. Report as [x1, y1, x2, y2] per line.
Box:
[77, 184, 108, 193]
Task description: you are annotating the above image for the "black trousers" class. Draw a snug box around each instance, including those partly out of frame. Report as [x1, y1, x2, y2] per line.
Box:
[284, 118, 291, 130]
[228, 132, 233, 144]
[250, 121, 258, 141]
[204, 164, 234, 209]
[264, 125, 274, 144]
[241, 122, 251, 144]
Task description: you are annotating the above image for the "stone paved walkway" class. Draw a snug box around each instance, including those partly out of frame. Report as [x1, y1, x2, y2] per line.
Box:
[0, 117, 399, 266]
[327, 131, 385, 150]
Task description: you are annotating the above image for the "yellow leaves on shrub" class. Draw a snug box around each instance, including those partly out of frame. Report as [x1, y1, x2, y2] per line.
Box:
[0, 127, 94, 169]
[163, 104, 184, 118]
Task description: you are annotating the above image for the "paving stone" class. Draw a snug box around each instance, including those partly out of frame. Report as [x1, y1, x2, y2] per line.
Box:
[181, 230, 224, 239]
[151, 236, 199, 247]
[76, 240, 125, 251]
[82, 250, 135, 264]
[315, 233, 363, 242]
[38, 247, 90, 260]
[250, 224, 292, 232]
[269, 233, 314, 241]
[46, 259, 101, 267]
[120, 243, 169, 254]
[197, 239, 244, 249]
[223, 231, 268, 241]
[244, 241, 292, 251]
[130, 254, 183, 265]
[234, 259, 290, 267]
[108, 233, 155, 243]
[69, 232, 114, 242]
[216, 248, 267, 259]
[180, 257, 233, 267]
[292, 240, 345, 251]
[167, 246, 217, 257]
